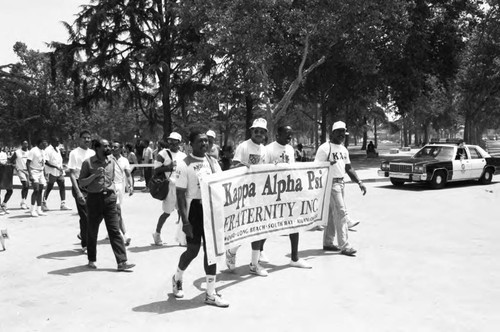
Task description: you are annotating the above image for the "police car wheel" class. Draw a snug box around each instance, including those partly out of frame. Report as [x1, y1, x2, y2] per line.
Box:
[479, 169, 493, 185]
[430, 171, 446, 189]
[390, 178, 405, 186]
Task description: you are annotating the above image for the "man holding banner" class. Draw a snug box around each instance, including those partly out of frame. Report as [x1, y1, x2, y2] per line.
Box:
[314, 121, 367, 256]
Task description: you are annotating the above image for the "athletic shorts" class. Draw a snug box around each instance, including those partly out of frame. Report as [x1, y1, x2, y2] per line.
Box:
[48, 173, 65, 183]
[31, 170, 46, 185]
[18, 169, 28, 182]
[161, 182, 177, 214]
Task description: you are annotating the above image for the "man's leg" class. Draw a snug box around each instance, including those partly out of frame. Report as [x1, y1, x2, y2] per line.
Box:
[72, 187, 88, 249]
[86, 194, 103, 264]
[331, 183, 355, 255]
[43, 175, 56, 210]
[56, 177, 68, 209]
[20, 180, 29, 208]
[323, 188, 338, 248]
[102, 194, 128, 265]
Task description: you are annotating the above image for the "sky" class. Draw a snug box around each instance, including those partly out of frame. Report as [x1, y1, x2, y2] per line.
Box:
[0, 0, 90, 65]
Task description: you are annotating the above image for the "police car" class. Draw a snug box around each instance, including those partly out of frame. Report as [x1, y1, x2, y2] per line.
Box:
[378, 143, 500, 189]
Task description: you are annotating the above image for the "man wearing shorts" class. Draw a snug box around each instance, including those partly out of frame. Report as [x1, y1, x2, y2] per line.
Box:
[111, 141, 133, 245]
[10, 141, 30, 210]
[26, 139, 48, 217]
[43, 136, 70, 211]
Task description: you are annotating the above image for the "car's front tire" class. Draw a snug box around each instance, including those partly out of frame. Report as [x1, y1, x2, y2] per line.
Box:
[479, 168, 493, 184]
[390, 178, 405, 186]
[430, 170, 446, 189]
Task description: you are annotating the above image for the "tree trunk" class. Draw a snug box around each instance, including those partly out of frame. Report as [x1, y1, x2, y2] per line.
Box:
[373, 118, 378, 148]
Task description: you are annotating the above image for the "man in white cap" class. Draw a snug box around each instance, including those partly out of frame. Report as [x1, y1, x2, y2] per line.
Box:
[152, 132, 187, 246]
[206, 130, 220, 160]
[225, 117, 269, 277]
[314, 121, 367, 256]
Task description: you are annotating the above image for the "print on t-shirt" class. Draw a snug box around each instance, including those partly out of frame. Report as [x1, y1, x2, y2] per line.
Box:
[248, 154, 262, 165]
[330, 152, 348, 161]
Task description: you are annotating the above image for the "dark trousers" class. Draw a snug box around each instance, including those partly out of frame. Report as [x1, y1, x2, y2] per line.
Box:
[144, 166, 152, 188]
[86, 191, 127, 264]
[178, 199, 216, 275]
[72, 187, 88, 248]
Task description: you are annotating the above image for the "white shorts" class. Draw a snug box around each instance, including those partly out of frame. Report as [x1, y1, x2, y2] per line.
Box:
[18, 169, 28, 182]
[115, 183, 125, 205]
[31, 169, 46, 185]
[162, 183, 177, 214]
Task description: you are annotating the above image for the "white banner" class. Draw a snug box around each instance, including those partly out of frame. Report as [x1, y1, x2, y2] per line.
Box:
[201, 162, 333, 264]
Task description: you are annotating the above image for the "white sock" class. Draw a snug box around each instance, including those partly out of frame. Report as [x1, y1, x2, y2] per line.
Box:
[31, 205, 36, 212]
[206, 275, 216, 296]
[229, 246, 239, 255]
[251, 250, 260, 266]
[21, 199, 25, 204]
[174, 267, 184, 281]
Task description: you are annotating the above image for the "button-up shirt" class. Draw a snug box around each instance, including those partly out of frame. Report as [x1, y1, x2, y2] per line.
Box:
[79, 155, 116, 193]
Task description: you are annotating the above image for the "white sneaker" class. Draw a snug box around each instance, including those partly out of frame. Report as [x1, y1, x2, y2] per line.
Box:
[20, 202, 29, 210]
[37, 209, 47, 216]
[258, 251, 270, 263]
[152, 232, 163, 246]
[41, 202, 48, 212]
[205, 292, 229, 308]
[60, 202, 71, 210]
[172, 275, 184, 298]
[289, 258, 312, 269]
[225, 249, 236, 270]
[1, 203, 9, 214]
[31, 210, 39, 217]
[249, 263, 268, 277]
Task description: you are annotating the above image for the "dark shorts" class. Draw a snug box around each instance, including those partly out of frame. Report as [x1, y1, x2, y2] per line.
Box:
[187, 199, 204, 245]
[48, 173, 65, 183]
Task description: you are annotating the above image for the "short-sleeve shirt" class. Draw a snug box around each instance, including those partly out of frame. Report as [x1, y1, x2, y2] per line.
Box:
[68, 147, 95, 178]
[314, 142, 350, 178]
[79, 155, 115, 193]
[155, 149, 187, 184]
[0, 151, 7, 164]
[14, 149, 28, 170]
[233, 139, 267, 165]
[27, 147, 46, 171]
[143, 147, 153, 162]
[114, 156, 131, 184]
[265, 141, 295, 164]
[44, 145, 64, 176]
[176, 154, 221, 200]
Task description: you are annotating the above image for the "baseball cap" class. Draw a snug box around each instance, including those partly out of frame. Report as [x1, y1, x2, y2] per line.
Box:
[206, 130, 216, 138]
[331, 121, 347, 132]
[250, 118, 268, 131]
[167, 132, 182, 141]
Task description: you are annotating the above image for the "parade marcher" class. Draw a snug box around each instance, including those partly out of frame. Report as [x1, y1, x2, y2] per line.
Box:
[295, 143, 307, 162]
[111, 141, 134, 246]
[314, 121, 367, 256]
[171, 129, 229, 307]
[265, 125, 311, 268]
[10, 141, 30, 210]
[206, 130, 220, 160]
[141, 139, 153, 192]
[225, 118, 269, 277]
[79, 139, 135, 271]
[68, 130, 95, 252]
[219, 145, 234, 171]
[26, 139, 48, 217]
[0, 149, 14, 215]
[152, 132, 187, 246]
[124, 143, 138, 188]
[43, 136, 70, 211]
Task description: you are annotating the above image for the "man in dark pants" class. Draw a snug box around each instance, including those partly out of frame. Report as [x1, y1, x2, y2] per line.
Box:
[79, 139, 135, 272]
[68, 130, 94, 253]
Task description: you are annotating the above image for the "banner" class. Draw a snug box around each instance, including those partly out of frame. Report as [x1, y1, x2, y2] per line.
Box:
[201, 162, 333, 264]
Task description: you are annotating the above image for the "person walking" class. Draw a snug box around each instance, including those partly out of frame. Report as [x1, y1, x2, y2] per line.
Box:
[43, 136, 70, 211]
[68, 130, 95, 252]
[0, 148, 14, 215]
[225, 118, 269, 277]
[265, 125, 311, 268]
[79, 139, 135, 271]
[171, 129, 229, 307]
[141, 140, 153, 192]
[206, 130, 221, 160]
[314, 121, 367, 256]
[26, 139, 48, 217]
[9, 141, 30, 210]
[152, 132, 187, 246]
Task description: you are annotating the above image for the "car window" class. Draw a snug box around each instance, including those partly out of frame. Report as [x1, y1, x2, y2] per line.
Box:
[456, 148, 468, 160]
[468, 147, 483, 159]
[414, 146, 454, 160]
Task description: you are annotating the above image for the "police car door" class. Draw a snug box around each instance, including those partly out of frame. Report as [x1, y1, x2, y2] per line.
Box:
[452, 147, 471, 180]
[466, 146, 487, 179]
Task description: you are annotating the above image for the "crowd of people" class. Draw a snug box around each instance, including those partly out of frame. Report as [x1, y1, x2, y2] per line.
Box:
[0, 119, 367, 308]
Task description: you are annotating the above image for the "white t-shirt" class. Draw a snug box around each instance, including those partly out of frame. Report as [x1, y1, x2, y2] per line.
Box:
[68, 147, 96, 178]
[176, 154, 221, 200]
[143, 146, 153, 162]
[314, 142, 350, 178]
[0, 151, 7, 164]
[155, 149, 187, 184]
[14, 149, 28, 170]
[44, 145, 64, 176]
[27, 147, 47, 171]
[265, 141, 295, 164]
[114, 155, 131, 184]
[233, 139, 267, 165]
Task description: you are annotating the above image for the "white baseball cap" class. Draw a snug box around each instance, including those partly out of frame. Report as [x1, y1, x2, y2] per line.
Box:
[206, 130, 216, 138]
[167, 132, 182, 141]
[250, 118, 268, 131]
[331, 121, 347, 132]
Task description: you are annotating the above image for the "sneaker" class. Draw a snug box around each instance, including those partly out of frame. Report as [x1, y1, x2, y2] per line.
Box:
[225, 249, 236, 270]
[124, 236, 132, 246]
[205, 292, 229, 308]
[82, 247, 87, 254]
[289, 258, 312, 269]
[20, 202, 29, 210]
[41, 202, 48, 212]
[60, 202, 71, 210]
[0, 210, 5, 216]
[258, 251, 270, 263]
[348, 221, 360, 231]
[323, 245, 341, 252]
[87, 261, 97, 269]
[31, 210, 39, 217]
[117, 261, 135, 272]
[37, 209, 47, 216]
[1, 203, 9, 214]
[1, 229, 9, 239]
[340, 247, 357, 256]
[249, 263, 268, 277]
[152, 232, 163, 246]
[172, 275, 184, 298]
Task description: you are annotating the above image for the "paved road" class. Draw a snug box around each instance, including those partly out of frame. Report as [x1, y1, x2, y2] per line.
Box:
[1, 178, 500, 331]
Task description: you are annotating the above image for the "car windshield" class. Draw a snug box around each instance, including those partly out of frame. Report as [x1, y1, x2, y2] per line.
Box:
[413, 146, 455, 160]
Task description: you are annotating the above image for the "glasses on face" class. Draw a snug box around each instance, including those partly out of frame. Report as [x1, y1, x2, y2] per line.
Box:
[111, 146, 120, 150]
[253, 129, 267, 135]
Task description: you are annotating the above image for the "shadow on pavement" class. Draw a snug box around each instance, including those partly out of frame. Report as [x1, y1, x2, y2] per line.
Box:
[48, 265, 117, 276]
[127, 244, 179, 253]
[132, 293, 206, 313]
[37, 249, 84, 260]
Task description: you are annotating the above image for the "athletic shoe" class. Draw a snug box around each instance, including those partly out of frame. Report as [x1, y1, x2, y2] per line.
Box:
[37, 209, 47, 216]
[249, 263, 268, 277]
[340, 247, 357, 256]
[31, 210, 39, 217]
[0, 210, 5, 216]
[152, 232, 163, 246]
[60, 202, 71, 210]
[323, 245, 341, 252]
[87, 261, 97, 269]
[348, 221, 360, 231]
[205, 292, 229, 308]
[225, 249, 236, 270]
[1, 203, 9, 214]
[124, 236, 132, 246]
[20, 202, 29, 210]
[1, 229, 9, 239]
[117, 261, 135, 272]
[172, 275, 184, 298]
[82, 247, 87, 254]
[41, 202, 48, 212]
[258, 251, 270, 263]
[289, 258, 312, 269]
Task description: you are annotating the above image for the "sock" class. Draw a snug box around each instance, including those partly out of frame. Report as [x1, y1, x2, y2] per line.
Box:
[174, 267, 184, 281]
[31, 205, 36, 212]
[206, 275, 216, 296]
[251, 250, 260, 266]
[229, 246, 239, 255]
